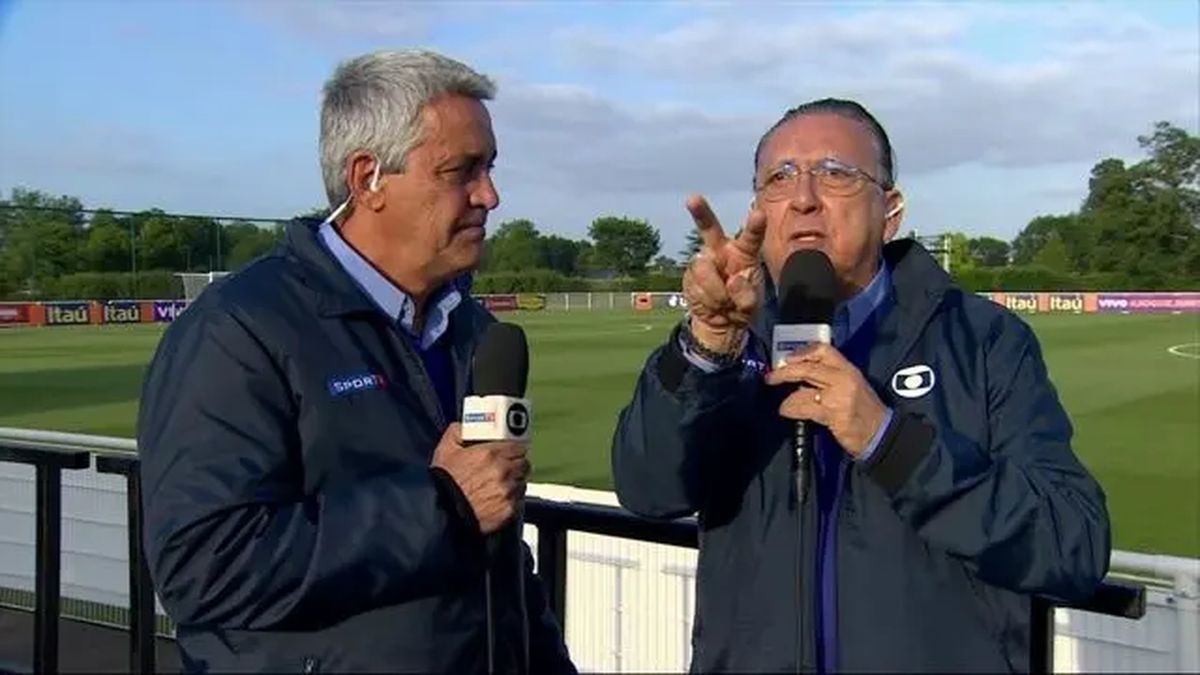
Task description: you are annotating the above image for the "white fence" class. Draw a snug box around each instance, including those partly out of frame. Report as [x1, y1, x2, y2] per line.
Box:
[1, 429, 1197, 673]
[483, 292, 689, 311]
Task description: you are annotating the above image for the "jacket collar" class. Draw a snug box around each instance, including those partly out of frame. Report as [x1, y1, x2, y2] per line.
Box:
[751, 239, 952, 355]
[284, 218, 474, 320]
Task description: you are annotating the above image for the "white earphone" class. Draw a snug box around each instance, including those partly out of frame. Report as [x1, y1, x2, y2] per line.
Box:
[323, 160, 383, 224]
[367, 161, 382, 192]
[885, 200, 905, 219]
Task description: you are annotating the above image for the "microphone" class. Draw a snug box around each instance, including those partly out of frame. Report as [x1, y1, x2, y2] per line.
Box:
[461, 322, 532, 675]
[773, 250, 838, 508]
[462, 323, 532, 444]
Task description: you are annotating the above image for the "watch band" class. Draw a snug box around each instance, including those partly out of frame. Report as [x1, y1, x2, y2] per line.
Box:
[679, 318, 745, 368]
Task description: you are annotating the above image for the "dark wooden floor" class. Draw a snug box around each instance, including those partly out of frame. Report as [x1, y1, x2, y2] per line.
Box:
[0, 607, 181, 673]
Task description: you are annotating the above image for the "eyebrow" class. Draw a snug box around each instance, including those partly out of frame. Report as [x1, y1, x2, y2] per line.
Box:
[438, 149, 497, 171]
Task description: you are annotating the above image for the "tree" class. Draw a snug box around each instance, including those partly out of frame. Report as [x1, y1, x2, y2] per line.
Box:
[484, 219, 545, 272]
[83, 210, 132, 272]
[1012, 214, 1091, 271]
[175, 216, 218, 272]
[1032, 232, 1071, 272]
[137, 210, 185, 270]
[968, 237, 1010, 267]
[653, 255, 679, 272]
[0, 188, 86, 294]
[945, 232, 974, 273]
[588, 216, 661, 276]
[541, 234, 584, 276]
[679, 229, 703, 260]
[1079, 123, 1199, 279]
[1137, 120, 1200, 191]
[225, 222, 280, 270]
[295, 206, 331, 221]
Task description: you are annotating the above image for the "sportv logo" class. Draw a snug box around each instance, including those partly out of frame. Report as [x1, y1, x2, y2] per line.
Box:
[463, 411, 497, 423]
[327, 372, 388, 397]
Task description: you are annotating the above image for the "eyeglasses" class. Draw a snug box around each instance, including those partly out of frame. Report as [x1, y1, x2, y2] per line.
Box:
[755, 157, 887, 202]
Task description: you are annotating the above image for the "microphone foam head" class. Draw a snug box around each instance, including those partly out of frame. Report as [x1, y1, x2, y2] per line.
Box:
[472, 322, 529, 397]
[778, 250, 838, 324]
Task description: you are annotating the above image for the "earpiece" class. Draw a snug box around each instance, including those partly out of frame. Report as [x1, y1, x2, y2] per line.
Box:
[367, 162, 382, 192]
[886, 201, 905, 219]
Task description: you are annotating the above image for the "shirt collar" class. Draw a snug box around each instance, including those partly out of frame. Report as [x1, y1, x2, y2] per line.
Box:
[318, 220, 462, 349]
[835, 261, 892, 345]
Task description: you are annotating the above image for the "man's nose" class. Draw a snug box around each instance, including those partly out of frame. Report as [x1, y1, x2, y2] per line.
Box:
[472, 173, 500, 210]
[786, 173, 820, 214]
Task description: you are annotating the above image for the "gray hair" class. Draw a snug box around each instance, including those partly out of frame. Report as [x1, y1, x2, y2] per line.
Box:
[319, 49, 497, 207]
[753, 98, 895, 190]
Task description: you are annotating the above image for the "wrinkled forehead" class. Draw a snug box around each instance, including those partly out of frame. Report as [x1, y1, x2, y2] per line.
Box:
[757, 113, 880, 174]
[419, 96, 497, 154]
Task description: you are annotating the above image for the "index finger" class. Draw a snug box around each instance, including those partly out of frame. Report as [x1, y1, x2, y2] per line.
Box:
[785, 343, 847, 366]
[686, 194, 728, 251]
[765, 360, 839, 388]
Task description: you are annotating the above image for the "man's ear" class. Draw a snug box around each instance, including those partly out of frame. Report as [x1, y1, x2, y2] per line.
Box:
[346, 152, 387, 212]
[883, 189, 905, 242]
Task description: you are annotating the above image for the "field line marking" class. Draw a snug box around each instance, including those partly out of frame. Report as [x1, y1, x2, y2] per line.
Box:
[1166, 343, 1200, 359]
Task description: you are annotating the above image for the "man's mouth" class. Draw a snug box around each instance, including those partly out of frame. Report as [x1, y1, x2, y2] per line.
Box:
[789, 229, 825, 245]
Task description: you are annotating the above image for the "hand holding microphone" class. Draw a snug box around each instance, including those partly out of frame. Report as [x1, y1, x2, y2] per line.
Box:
[766, 345, 888, 459]
[766, 250, 888, 459]
[431, 424, 528, 535]
[431, 322, 533, 535]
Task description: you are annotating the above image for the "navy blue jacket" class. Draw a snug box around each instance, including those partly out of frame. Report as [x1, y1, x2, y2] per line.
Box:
[137, 221, 574, 673]
[611, 240, 1111, 673]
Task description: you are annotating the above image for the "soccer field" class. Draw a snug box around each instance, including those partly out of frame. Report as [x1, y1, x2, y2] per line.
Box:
[0, 311, 1197, 556]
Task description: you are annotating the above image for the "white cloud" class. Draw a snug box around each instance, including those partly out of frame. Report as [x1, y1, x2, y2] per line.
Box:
[491, 82, 766, 197]
[553, 3, 1199, 180]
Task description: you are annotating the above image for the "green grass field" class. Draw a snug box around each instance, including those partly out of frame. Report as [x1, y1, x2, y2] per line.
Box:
[1, 311, 1197, 556]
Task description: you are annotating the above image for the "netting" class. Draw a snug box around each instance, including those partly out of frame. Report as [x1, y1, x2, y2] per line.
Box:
[176, 271, 231, 301]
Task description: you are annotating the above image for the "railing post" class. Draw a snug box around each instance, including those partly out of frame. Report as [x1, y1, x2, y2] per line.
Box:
[537, 524, 568, 625]
[0, 443, 91, 675]
[96, 454, 156, 674]
[1029, 597, 1055, 673]
[34, 464, 62, 675]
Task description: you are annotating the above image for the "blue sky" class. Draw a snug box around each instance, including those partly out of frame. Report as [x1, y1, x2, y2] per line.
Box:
[1, 0, 1197, 257]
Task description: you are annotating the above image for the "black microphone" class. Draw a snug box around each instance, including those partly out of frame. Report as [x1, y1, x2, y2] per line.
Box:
[463, 322, 531, 443]
[461, 322, 532, 675]
[773, 250, 837, 507]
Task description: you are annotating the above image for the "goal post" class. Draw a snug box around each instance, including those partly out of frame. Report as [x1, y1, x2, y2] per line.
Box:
[176, 271, 231, 302]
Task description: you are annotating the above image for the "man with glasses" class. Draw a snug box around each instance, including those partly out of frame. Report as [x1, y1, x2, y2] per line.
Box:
[611, 98, 1111, 672]
[138, 50, 574, 673]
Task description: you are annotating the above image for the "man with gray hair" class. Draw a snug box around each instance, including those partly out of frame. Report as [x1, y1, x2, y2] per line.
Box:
[138, 49, 575, 673]
[612, 98, 1110, 672]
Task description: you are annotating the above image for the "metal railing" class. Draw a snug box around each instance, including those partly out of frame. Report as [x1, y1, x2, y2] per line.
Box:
[0, 431, 1148, 674]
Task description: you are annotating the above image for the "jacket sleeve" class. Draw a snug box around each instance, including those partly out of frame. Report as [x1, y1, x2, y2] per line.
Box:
[521, 542, 578, 674]
[863, 314, 1112, 602]
[137, 305, 477, 630]
[611, 324, 759, 519]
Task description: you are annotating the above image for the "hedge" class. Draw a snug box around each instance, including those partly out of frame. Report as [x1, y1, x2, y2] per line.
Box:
[38, 271, 183, 301]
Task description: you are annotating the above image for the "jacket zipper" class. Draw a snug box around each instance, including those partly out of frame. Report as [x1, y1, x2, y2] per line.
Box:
[390, 323, 502, 673]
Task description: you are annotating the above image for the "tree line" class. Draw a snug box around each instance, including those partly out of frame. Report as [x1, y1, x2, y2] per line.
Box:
[1, 120, 1194, 301]
[941, 121, 1199, 291]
